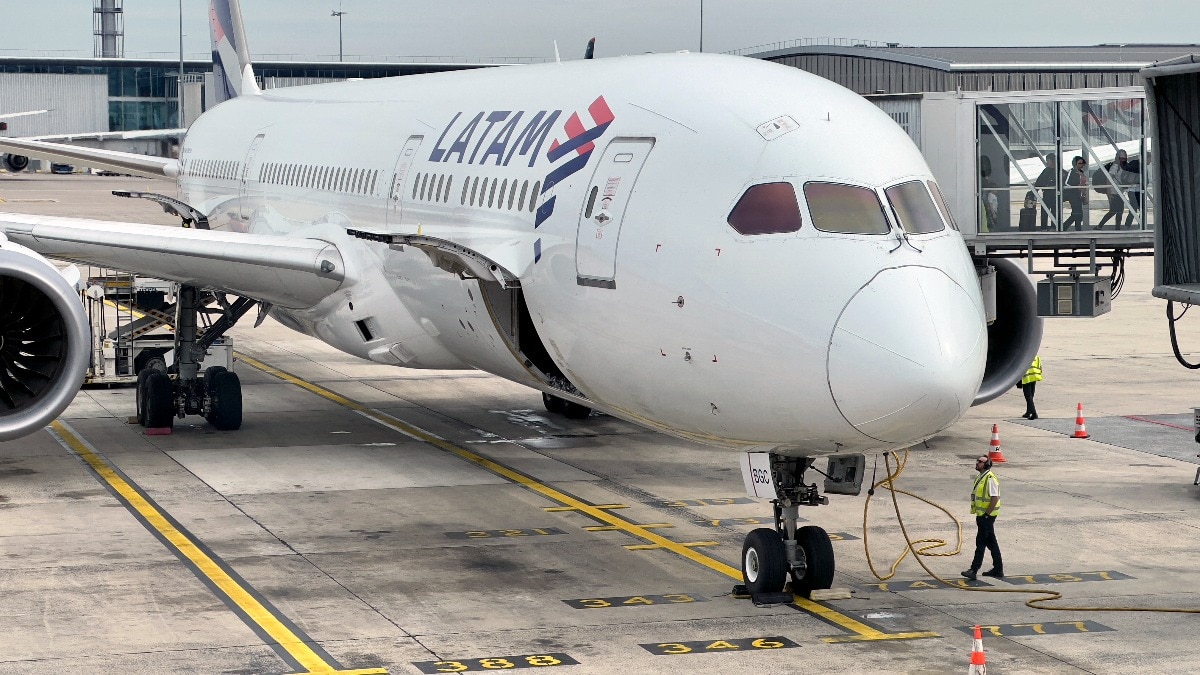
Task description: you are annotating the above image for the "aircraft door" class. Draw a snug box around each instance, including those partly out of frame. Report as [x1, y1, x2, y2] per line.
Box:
[239, 133, 265, 219]
[386, 135, 423, 228]
[575, 138, 654, 288]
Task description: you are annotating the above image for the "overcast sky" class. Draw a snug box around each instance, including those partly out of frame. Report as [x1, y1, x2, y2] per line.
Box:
[4, 1, 1199, 62]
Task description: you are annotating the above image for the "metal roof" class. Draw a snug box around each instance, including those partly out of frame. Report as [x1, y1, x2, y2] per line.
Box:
[741, 43, 1200, 71]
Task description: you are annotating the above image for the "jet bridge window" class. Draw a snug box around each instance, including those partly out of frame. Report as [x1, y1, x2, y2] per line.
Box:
[884, 180, 945, 234]
[727, 182, 802, 235]
[803, 182, 890, 235]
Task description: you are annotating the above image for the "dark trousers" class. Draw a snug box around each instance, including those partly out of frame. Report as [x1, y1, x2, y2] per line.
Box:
[1097, 193, 1123, 228]
[970, 515, 1002, 572]
[1124, 191, 1141, 228]
[1039, 191, 1058, 229]
[1062, 198, 1085, 230]
[1023, 381, 1036, 416]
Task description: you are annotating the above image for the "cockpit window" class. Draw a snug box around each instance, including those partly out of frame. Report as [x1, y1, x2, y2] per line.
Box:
[927, 180, 959, 231]
[803, 182, 890, 235]
[727, 182, 802, 235]
[885, 180, 946, 234]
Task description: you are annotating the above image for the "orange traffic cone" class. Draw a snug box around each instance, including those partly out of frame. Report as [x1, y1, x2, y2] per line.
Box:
[987, 424, 1007, 463]
[968, 624, 987, 674]
[1072, 402, 1090, 439]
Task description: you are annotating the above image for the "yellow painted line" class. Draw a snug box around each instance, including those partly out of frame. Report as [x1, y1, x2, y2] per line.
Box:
[544, 504, 627, 511]
[585, 523, 674, 531]
[48, 420, 388, 675]
[625, 541, 719, 550]
[236, 352, 935, 644]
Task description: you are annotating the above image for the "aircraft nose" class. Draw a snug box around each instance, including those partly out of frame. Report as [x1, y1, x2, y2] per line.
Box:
[828, 266, 985, 444]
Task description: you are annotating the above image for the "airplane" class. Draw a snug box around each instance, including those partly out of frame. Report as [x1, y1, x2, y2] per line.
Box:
[0, 109, 184, 173]
[0, 0, 1041, 598]
[0, 110, 50, 171]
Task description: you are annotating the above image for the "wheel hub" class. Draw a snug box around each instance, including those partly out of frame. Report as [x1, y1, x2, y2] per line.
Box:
[745, 549, 761, 582]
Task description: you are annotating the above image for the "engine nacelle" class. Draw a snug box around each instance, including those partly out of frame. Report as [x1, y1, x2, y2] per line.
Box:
[3, 154, 30, 172]
[0, 237, 91, 441]
[973, 257, 1043, 405]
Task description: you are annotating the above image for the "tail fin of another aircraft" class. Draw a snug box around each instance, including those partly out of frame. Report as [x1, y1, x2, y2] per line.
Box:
[210, 0, 261, 104]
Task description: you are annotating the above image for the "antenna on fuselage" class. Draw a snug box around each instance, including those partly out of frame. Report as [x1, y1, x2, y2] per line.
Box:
[584, 37, 595, 59]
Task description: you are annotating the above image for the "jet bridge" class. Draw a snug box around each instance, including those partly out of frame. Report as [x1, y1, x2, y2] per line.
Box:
[1145, 56, 1200, 309]
[873, 87, 1156, 317]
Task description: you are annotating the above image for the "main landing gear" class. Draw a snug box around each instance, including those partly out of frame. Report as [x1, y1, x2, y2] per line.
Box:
[541, 392, 592, 419]
[741, 455, 836, 598]
[134, 285, 256, 431]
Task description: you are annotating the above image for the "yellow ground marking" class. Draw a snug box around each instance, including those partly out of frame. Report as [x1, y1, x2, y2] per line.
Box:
[585, 523, 674, 531]
[237, 353, 937, 643]
[48, 420, 388, 675]
[625, 541, 719, 550]
[544, 504, 627, 511]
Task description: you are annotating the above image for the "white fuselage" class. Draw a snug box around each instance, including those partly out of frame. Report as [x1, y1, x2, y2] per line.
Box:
[177, 53, 987, 455]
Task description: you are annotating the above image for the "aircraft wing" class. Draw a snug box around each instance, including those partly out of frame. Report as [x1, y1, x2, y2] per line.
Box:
[0, 214, 344, 309]
[23, 128, 187, 143]
[0, 137, 179, 180]
[0, 110, 51, 120]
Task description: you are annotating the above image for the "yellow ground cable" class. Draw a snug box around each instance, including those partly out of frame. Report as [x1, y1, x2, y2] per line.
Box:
[862, 449, 964, 581]
[869, 450, 1200, 615]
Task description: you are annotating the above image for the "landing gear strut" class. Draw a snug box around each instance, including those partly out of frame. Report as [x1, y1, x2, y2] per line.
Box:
[134, 285, 255, 431]
[740, 455, 835, 598]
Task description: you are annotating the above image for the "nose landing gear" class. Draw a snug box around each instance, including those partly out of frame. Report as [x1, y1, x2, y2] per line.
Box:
[739, 454, 837, 598]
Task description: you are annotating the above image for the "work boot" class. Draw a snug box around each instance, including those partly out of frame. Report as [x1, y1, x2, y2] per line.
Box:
[961, 569, 977, 580]
[982, 568, 1004, 578]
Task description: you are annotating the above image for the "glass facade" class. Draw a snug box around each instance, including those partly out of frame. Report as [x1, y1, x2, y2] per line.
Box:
[977, 97, 1151, 233]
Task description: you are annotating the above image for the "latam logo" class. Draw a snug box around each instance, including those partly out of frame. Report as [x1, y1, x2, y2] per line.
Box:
[428, 96, 615, 264]
[535, 96, 615, 232]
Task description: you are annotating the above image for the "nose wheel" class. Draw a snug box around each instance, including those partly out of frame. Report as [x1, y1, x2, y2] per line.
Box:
[738, 454, 837, 598]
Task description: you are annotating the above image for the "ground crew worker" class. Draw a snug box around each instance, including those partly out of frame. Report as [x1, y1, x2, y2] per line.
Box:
[1019, 355, 1042, 420]
[962, 456, 1003, 580]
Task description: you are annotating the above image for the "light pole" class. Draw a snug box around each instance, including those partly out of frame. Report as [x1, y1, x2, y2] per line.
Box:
[332, 9, 347, 61]
[178, 0, 184, 128]
[699, 0, 704, 52]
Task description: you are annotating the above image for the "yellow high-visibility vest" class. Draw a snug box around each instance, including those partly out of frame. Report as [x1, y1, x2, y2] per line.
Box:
[1021, 356, 1042, 385]
[971, 470, 1001, 516]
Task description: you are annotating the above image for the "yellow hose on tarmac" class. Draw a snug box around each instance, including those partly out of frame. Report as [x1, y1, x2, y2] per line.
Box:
[865, 449, 1200, 614]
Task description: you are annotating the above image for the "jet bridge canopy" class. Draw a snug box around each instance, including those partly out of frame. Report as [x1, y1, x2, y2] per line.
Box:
[1144, 55, 1200, 303]
[873, 87, 1155, 252]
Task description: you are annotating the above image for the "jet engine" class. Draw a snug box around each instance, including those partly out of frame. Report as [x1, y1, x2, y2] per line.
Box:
[3, 154, 30, 172]
[973, 256, 1043, 405]
[0, 237, 91, 441]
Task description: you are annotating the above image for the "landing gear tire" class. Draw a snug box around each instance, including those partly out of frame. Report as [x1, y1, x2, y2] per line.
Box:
[135, 368, 152, 426]
[790, 525, 835, 597]
[143, 371, 175, 429]
[542, 392, 566, 414]
[742, 527, 787, 595]
[562, 401, 592, 419]
[206, 370, 242, 431]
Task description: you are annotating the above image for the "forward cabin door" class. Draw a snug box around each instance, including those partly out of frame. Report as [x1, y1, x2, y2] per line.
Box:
[575, 138, 655, 289]
[386, 135, 423, 228]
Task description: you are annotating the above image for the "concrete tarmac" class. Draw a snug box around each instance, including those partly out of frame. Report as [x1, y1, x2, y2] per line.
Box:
[3, 174, 1200, 674]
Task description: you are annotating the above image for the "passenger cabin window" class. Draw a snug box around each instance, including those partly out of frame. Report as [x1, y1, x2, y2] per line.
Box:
[885, 180, 945, 234]
[727, 182, 802, 235]
[803, 182, 890, 235]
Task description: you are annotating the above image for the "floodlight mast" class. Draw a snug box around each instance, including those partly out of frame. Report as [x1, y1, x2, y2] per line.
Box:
[332, 9, 347, 62]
